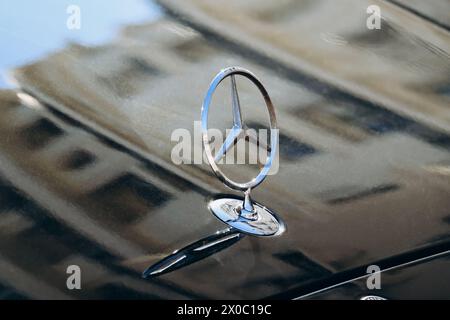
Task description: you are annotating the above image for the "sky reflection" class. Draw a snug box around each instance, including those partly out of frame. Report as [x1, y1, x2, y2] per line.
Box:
[0, 0, 161, 87]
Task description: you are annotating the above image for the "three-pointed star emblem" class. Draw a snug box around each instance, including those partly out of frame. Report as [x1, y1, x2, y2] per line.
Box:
[214, 75, 270, 163]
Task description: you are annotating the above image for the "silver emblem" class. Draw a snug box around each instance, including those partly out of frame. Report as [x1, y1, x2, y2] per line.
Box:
[201, 66, 285, 237]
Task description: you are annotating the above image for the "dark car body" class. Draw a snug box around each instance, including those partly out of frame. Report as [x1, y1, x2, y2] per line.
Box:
[0, 0, 449, 299]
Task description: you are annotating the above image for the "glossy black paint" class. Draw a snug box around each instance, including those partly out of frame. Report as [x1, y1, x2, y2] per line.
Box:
[0, 0, 449, 299]
[301, 250, 450, 300]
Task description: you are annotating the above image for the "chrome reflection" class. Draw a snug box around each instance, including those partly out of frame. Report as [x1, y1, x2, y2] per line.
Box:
[201, 67, 285, 237]
[360, 295, 387, 300]
[142, 228, 244, 278]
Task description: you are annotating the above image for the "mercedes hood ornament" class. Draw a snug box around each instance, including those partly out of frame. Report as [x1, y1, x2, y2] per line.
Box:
[201, 66, 285, 237]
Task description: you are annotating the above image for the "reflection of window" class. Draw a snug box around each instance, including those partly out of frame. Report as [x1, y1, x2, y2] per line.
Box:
[89, 174, 171, 224]
[295, 105, 369, 143]
[296, 100, 450, 149]
[98, 57, 160, 97]
[326, 183, 400, 205]
[14, 225, 73, 264]
[404, 122, 450, 149]
[61, 150, 96, 170]
[442, 216, 450, 225]
[279, 134, 316, 161]
[0, 184, 23, 212]
[246, 121, 317, 161]
[254, 0, 316, 23]
[20, 118, 64, 150]
[174, 39, 217, 63]
[126, 57, 160, 77]
[295, 101, 409, 137]
[435, 83, 450, 100]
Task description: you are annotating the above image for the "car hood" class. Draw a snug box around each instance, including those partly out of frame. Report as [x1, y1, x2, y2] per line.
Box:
[0, 0, 449, 299]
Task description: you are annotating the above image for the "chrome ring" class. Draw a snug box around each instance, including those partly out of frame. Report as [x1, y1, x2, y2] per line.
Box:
[201, 67, 278, 191]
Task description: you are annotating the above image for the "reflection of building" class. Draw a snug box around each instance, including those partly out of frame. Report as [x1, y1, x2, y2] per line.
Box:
[159, 0, 450, 133]
[0, 2, 449, 299]
[0, 90, 216, 298]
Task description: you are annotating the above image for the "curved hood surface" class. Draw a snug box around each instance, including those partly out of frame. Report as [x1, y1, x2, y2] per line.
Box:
[0, 0, 449, 299]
